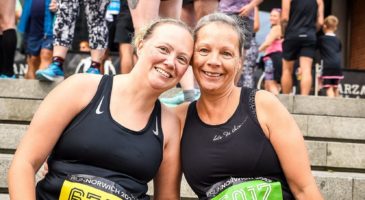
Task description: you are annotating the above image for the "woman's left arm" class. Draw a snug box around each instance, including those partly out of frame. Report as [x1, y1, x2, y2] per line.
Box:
[255, 91, 323, 199]
[153, 106, 182, 199]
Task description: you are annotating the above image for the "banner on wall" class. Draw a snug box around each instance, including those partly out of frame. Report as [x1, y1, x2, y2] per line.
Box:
[338, 69, 365, 99]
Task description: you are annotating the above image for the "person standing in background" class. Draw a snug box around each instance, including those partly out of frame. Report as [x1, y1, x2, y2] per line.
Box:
[259, 8, 283, 94]
[0, 0, 17, 78]
[318, 15, 343, 97]
[35, 0, 110, 81]
[238, 6, 260, 88]
[18, 0, 56, 79]
[281, 0, 324, 95]
[107, 0, 135, 74]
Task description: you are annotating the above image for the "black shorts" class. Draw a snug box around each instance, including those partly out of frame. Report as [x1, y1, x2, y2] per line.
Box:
[183, 0, 193, 5]
[114, 13, 134, 44]
[268, 52, 283, 82]
[282, 37, 316, 61]
[260, 52, 283, 82]
[114, 2, 134, 44]
[322, 78, 341, 88]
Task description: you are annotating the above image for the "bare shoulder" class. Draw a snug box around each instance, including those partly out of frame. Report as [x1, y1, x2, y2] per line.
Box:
[47, 74, 104, 109]
[255, 90, 287, 122]
[255, 90, 281, 107]
[62, 74, 102, 93]
[272, 24, 282, 35]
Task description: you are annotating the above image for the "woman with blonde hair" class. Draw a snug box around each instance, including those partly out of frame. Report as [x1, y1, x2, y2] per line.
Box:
[8, 18, 194, 200]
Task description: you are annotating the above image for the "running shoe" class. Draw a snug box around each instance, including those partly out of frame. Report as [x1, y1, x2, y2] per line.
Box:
[160, 91, 185, 106]
[0, 74, 16, 79]
[36, 63, 64, 81]
[160, 89, 200, 107]
[85, 67, 101, 74]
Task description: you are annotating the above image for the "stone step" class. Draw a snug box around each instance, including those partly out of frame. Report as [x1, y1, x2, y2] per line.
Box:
[0, 154, 12, 189]
[0, 79, 58, 99]
[278, 95, 365, 118]
[0, 98, 41, 122]
[0, 124, 27, 151]
[2, 78, 365, 118]
[306, 141, 365, 169]
[0, 194, 9, 200]
[294, 114, 365, 141]
[0, 154, 45, 190]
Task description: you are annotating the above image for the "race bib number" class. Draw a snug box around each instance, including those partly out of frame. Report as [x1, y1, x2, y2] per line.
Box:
[59, 174, 137, 200]
[207, 177, 283, 200]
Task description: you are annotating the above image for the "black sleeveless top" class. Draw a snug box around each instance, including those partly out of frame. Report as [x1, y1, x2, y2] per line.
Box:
[36, 75, 164, 200]
[285, 0, 318, 40]
[181, 88, 294, 199]
[318, 35, 342, 70]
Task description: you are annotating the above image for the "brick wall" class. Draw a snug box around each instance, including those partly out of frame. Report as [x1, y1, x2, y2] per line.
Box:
[350, 0, 365, 70]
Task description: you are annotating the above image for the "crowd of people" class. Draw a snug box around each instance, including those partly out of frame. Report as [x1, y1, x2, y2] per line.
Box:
[4, 0, 343, 198]
[1, 0, 344, 98]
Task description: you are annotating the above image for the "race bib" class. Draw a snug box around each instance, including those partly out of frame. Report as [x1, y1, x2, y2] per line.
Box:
[59, 174, 137, 200]
[207, 177, 283, 200]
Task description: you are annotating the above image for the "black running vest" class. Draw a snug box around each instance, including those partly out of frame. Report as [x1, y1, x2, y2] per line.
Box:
[36, 75, 164, 200]
[181, 88, 294, 199]
[285, 0, 318, 40]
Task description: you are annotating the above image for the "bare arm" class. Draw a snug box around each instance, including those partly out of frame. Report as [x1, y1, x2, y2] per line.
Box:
[253, 7, 260, 33]
[316, 0, 324, 31]
[281, 0, 290, 37]
[8, 74, 101, 200]
[258, 25, 281, 52]
[153, 106, 182, 199]
[255, 91, 323, 199]
[239, 0, 263, 17]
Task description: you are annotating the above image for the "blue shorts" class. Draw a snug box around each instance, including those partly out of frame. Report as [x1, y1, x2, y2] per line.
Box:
[25, 35, 53, 56]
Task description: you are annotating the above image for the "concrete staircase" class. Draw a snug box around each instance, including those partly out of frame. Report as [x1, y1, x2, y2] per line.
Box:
[1, 79, 365, 199]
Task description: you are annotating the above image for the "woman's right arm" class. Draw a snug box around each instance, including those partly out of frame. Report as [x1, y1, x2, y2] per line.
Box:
[258, 25, 281, 52]
[8, 74, 100, 199]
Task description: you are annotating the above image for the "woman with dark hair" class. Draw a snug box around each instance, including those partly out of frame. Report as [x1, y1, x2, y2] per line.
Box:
[177, 13, 323, 199]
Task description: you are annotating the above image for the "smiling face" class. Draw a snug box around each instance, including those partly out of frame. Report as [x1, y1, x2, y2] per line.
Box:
[193, 22, 242, 93]
[137, 23, 194, 91]
[270, 10, 281, 26]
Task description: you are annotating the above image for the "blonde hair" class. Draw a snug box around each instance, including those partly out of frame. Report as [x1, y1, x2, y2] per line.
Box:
[324, 15, 339, 30]
[132, 18, 193, 48]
